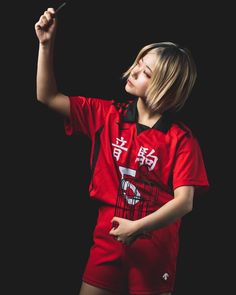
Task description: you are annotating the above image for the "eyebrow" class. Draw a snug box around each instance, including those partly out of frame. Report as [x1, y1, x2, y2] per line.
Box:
[141, 58, 153, 73]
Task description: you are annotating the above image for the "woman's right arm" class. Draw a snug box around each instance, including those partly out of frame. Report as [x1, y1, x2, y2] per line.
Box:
[35, 7, 70, 117]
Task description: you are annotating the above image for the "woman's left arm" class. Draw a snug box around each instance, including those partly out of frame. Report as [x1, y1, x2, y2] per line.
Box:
[135, 185, 194, 233]
[109, 186, 194, 244]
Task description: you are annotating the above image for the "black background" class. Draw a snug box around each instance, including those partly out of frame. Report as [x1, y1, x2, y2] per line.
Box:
[3, 0, 234, 294]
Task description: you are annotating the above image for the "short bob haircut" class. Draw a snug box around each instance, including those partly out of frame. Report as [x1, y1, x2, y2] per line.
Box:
[122, 42, 197, 114]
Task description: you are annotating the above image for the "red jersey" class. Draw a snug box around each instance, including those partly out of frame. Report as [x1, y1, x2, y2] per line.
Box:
[64, 96, 209, 293]
[64, 96, 209, 219]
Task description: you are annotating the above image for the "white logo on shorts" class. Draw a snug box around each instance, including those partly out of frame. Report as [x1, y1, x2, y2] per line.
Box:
[162, 273, 169, 281]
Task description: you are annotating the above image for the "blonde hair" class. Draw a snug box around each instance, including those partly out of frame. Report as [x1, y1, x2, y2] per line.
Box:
[123, 42, 197, 114]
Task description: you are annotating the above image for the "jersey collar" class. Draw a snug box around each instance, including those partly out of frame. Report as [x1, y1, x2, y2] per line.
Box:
[123, 99, 173, 133]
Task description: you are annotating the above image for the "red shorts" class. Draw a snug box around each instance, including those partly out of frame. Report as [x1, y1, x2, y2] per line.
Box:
[82, 205, 180, 294]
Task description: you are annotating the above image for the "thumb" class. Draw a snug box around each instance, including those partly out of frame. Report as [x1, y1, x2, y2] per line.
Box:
[111, 217, 120, 228]
[47, 7, 56, 14]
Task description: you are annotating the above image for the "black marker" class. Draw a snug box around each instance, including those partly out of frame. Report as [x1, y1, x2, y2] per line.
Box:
[55, 2, 66, 15]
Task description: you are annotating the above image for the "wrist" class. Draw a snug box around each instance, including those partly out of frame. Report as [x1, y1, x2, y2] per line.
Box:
[135, 218, 149, 235]
[39, 40, 55, 50]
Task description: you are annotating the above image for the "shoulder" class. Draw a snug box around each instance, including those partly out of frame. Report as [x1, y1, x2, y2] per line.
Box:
[170, 121, 193, 138]
[69, 95, 114, 104]
[111, 98, 135, 109]
[166, 117, 200, 145]
[68, 95, 115, 111]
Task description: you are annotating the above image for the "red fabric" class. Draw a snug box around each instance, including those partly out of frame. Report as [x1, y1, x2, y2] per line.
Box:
[172, 133, 209, 196]
[83, 206, 178, 294]
[64, 96, 210, 293]
[64, 96, 209, 208]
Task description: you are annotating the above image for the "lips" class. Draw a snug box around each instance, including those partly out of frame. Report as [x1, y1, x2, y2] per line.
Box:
[127, 79, 134, 86]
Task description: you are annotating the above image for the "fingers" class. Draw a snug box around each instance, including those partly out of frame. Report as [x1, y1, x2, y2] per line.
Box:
[111, 216, 121, 227]
[112, 220, 119, 229]
[47, 7, 55, 15]
[114, 236, 121, 241]
[114, 236, 133, 246]
[35, 8, 56, 30]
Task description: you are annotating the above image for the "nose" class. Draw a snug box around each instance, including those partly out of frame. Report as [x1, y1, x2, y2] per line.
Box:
[131, 63, 142, 78]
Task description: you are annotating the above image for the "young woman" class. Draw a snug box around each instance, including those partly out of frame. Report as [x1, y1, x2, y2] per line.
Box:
[35, 7, 209, 295]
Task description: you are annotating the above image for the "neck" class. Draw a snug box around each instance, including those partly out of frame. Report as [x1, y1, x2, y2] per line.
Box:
[137, 97, 161, 123]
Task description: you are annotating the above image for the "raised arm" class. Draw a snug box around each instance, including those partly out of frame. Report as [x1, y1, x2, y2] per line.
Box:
[35, 7, 70, 117]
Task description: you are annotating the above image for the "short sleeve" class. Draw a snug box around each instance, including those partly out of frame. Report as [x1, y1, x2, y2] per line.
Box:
[172, 134, 209, 196]
[64, 96, 113, 138]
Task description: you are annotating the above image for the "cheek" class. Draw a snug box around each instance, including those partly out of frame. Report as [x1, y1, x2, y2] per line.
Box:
[139, 79, 150, 93]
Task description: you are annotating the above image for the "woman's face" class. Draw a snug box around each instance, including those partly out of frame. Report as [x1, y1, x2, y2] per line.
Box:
[125, 52, 156, 98]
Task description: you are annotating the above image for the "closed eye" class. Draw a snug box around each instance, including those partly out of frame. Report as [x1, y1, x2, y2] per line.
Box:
[144, 71, 151, 78]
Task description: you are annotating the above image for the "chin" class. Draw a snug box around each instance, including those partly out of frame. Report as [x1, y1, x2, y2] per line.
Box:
[125, 84, 134, 95]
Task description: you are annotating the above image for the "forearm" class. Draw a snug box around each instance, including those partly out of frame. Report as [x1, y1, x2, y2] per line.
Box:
[36, 42, 58, 103]
[136, 192, 193, 234]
